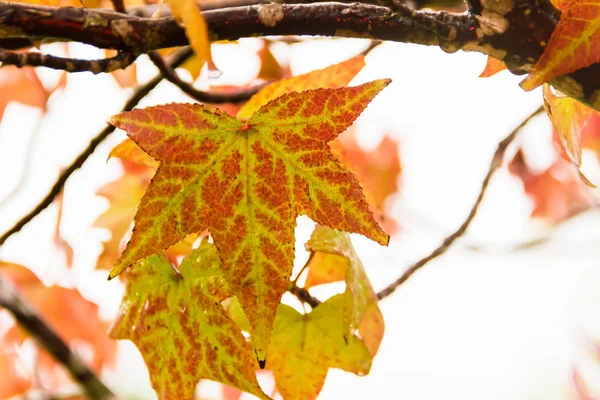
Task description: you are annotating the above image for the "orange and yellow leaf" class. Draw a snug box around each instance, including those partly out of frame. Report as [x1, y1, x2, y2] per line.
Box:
[108, 80, 390, 361]
[305, 225, 384, 355]
[520, 0, 600, 90]
[543, 83, 598, 185]
[109, 139, 159, 169]
[109, 242, 268, 400]
[167, 0, 216, 72]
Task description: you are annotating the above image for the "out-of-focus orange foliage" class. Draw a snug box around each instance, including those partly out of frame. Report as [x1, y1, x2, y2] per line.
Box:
[257, 40, 291, 82]
[0, 341, 31, 399]
[333, 132, 401, 233]
[508, 149, 595, 223]
[0, 67, 48, 121]
[0, 262, 116, 396]
[94, 161, 153, 270]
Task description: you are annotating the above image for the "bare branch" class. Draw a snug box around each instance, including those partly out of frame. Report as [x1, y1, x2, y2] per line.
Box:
[376, 105, 545, 300]
[0, 49, 136, 73]
[0, 2, 476, 55]
[0, 276, 114, 400]
[147, 51, 266, 103]
[288, 283, 320, 308]
[0, 47, 193, 248]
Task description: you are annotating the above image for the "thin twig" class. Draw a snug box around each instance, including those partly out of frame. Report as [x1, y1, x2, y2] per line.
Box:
[288, 283, 320, 308]
[0, 277, 114, 400]
[0, 47, 194, 248]
[147, 51, 266, 103]
[376, 105, 545, 300]
[0, 50, 137, 73]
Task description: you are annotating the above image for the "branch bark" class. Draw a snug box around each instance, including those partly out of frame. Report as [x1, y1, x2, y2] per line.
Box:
[3, 1, 600, 109]
[0, 276, 114, 400]
[0, 49, 136, 73]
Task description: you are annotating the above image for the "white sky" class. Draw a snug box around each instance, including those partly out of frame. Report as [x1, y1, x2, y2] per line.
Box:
[1, 38, 600, 400]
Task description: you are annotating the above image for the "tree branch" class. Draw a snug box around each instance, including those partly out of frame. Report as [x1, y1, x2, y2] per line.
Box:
[0, 49, 136, 73]
[0, 47, 193, 248]
[0, 276, 114, 400]
[4, 1, 600, 109]
[147, 51, 266, 103]
[288, 283, 321, 308]
[376, 105, 545, 300]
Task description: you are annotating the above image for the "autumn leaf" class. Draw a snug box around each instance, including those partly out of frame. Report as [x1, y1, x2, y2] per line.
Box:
[236, 54, 367, 119]
[108, 80, 391, 361]
[257, 40, 290, 82]
[0, 342, 31, 399]
[333, 131, 401, 233]
[267, 294, 373, 400]
[94, 161, 154, 270]
[304, 225, 384, 355]
[508, 150, 594, 223]
[0, 262, 116, 378]
[520, 0, 600, 91]
[479, 56, 507, 78]
[109, 242, 268, 400]
[111, 54, 368, 164]
[0, 66, 48, 121]
[542, 84, 597, 185]
[167, 0, 217, 73]
[109, 139, 159, 170]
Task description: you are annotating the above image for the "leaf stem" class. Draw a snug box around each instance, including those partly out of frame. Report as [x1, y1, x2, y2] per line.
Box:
[376, 105, 545, 300]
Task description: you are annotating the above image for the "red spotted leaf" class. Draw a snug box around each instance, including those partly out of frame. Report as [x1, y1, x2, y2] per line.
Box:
[108, 80, 391, 361]
[236, 54, 367, 120]
[520, 0, 600, 90]
[305, 225, 384, 355]
[479, 56, 507, 78]
[266, 294, 373, 400]
[109, 242, 268, 400]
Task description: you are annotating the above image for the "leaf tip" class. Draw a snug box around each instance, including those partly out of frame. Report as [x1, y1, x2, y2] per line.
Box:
[519, 74, 541, 92]
[258, 358, 266, 369]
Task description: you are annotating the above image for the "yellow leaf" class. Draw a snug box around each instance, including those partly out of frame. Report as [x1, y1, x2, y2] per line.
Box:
[267, 295, 373, 400]
[304, 225, 385, 356]
[166, 0, 216, 73]
[543, 84, 597, 186]
[109, 242, 268, 400]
